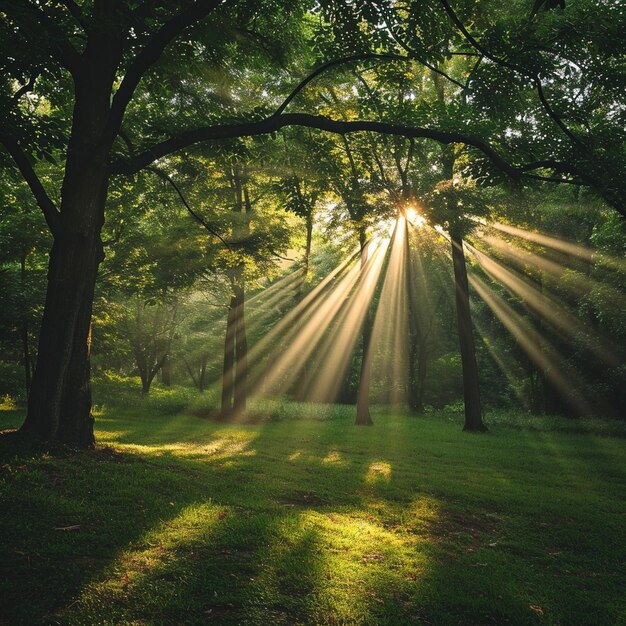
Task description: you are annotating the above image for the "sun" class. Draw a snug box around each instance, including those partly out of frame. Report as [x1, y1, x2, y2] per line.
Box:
[404, 206, 427, 227]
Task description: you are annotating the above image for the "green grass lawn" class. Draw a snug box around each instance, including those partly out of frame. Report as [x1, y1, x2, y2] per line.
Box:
[1, 397, 625, 625]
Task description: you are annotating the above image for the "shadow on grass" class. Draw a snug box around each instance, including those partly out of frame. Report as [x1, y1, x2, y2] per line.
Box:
[1, 411, 625, 625]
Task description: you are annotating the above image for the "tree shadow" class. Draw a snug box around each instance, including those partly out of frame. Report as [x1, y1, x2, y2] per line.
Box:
[1, 414, 624, 624]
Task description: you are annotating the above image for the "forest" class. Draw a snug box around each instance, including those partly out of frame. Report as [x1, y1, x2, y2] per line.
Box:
[1, 1, 625, 624]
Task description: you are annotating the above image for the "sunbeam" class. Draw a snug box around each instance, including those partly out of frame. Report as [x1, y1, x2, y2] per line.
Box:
[477, 233, 626, 308]
[491, 222, 626, 273]
[466, 242, 621, 366]
[470, 274, 593, 415]
[262, 238, 389, 402]
[368, 217, 410, 406]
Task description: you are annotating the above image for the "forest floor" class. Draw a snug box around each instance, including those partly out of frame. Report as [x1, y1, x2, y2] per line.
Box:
[1, 392, 625, 625]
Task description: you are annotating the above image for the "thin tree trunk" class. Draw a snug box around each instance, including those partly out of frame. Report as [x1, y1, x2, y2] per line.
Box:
[19, 249, 31, 398]
[304, 211, 313, 280]
[160, 355, 172, 386]
[355, 230, 373, 425]
[199, 356, 207, 393]
[451, 232, 486, 432]
[183, 356, 199, 390]
[141, 374, 152, 395]
[233, 281, 247, 414]
[221, 292, 238, 417]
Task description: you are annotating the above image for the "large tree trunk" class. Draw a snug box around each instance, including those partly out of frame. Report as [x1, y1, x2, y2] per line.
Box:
[19, 57, 117, 447]
[21, 223, 104, 445]
[451, 232, 486, 432]
[355, 231, 373, 426]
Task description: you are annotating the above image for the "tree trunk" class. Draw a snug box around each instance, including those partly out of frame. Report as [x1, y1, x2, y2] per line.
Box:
[233, 282, 247, 415]
[141, 374, 152, 395]
[451, 233, 486, 432]
[21, 216, 105, 446]
[221, 292, 238, 417]
[199, 356, 207, 393]
[19, 249, 31, 398]
[355, 231, 374, 425]
[160, 355, 172, 386]
[19, 51, 119, 447]
[304, 211, 313, 279]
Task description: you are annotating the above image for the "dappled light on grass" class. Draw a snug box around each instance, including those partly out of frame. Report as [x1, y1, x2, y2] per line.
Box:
[365, 461, 392, 484]
[3, 406, 626, 625]
[96, 414, 259, 461]
[321, 450, 345, 465]
[78, 503, 226, 621]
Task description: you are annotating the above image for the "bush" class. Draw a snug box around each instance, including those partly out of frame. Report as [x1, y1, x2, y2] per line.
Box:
[0, 362, 25, 401]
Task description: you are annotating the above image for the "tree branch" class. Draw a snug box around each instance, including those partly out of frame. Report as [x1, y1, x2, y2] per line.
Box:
[104, 0, 225, 144]
[57, 0, 89, 32]
[274, 53, 421, 117]
[11, 75, 39, 106]
[112, 112, 521, 180]
[9, 1, 81, 73]
[0, 132, 60, 233]
[145, 165, 232, 248]
[438, 0, 582, 146]
[376, 4, 466, 90]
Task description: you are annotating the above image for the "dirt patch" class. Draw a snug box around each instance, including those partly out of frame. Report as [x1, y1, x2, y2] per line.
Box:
[427, 507, 503, 555]
[278, 490, 327, 508]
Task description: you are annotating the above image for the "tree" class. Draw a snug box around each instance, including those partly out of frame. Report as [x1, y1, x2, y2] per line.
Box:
[2, 0, 623, 445]
[0, 1, 308, 445]
[424, 179, 490, 431]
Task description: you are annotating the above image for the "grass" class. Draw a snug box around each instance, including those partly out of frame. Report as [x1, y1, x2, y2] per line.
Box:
[1, 390, 625, 625]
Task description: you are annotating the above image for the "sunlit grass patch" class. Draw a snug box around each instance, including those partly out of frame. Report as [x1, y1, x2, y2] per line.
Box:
[1, 400, 625, 625]
[365, 460, 392, 484]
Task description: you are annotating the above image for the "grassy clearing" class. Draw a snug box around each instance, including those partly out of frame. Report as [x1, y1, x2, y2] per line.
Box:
[1, 393, 625, 625]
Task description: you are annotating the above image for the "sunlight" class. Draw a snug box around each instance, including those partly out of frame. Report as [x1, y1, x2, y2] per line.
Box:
[368, 217, 410, 405]
[404, 207, 427, 228]
[470, 274, 593, 415]
[78, 502, 226, 610]
[321, 450, 345, 465]
[282, 238, 389, 403]
[492, 222, 626, 273]
[477, 232, 626, 307]
[466, 242, 621, 366]
[365, 461, 392, 483]
[249, 240, 388, 401]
